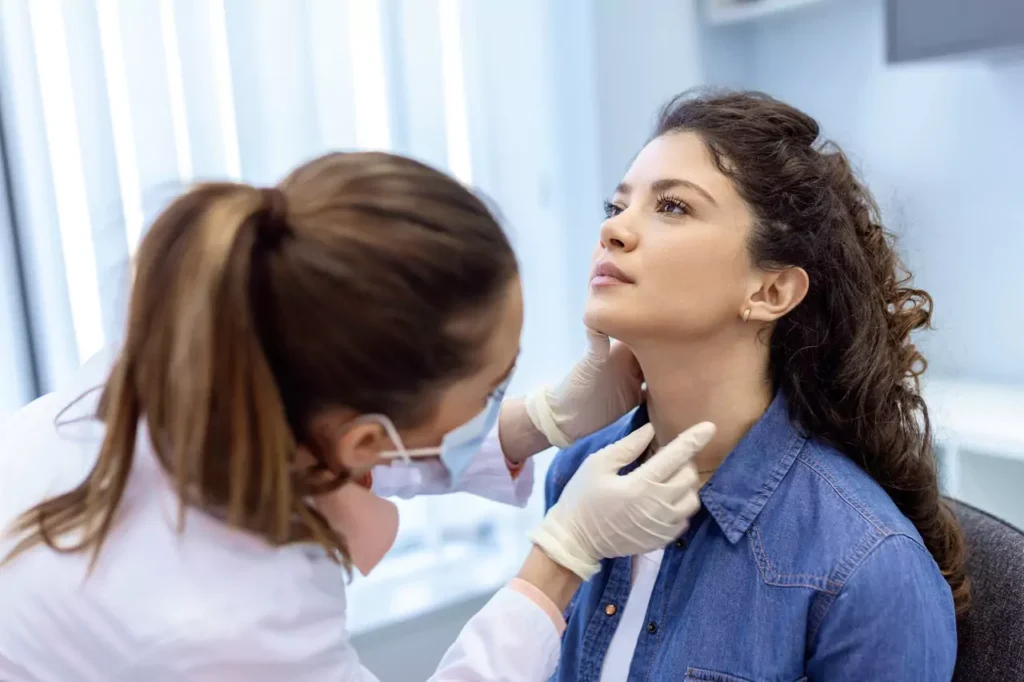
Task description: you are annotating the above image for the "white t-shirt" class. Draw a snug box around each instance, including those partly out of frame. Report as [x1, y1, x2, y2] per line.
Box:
[599, 549, 665, 681]
[0, 350, 557, 682]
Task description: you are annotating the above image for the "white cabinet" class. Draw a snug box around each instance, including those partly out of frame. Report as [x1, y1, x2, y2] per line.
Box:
[887, 0, 1024, 63]
[924, 379, 1024, 529]
[705, 0, 830, 26]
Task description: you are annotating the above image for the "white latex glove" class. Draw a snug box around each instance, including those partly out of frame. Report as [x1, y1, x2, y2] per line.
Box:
[529, 421, 716, 580]
[525, 331, 643, 448]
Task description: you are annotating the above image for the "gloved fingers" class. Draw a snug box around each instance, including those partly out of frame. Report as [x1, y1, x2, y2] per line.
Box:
[598, 515, 678, 555]
[628, 513, 688, 549]
[627, 511, 682, 540]
[622, 478, 695, 522]
[620, 502, 694, 542]
[592, 519, 625, 557]
[607, 339, 643, 384]
[606, 343, 644, 414]
[634, 422, 716, 482]
[662, 462, 701, 498]
[671, 489, 702, 522]
[584, 328, 611, 360]
[611, 491, 683, 529]
[591, 423, 655, 470]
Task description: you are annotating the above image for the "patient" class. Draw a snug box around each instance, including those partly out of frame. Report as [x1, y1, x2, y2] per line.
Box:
[546, 90, 964, 681]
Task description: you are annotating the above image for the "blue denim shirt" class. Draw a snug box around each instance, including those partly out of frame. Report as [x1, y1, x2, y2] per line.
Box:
[546, 394, 956, 681]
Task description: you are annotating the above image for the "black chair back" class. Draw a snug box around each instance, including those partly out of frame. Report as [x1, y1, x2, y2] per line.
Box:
[948, 499, 1024, 682]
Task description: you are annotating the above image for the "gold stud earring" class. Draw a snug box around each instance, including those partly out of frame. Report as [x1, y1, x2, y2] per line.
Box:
[742, 308, 751, 323]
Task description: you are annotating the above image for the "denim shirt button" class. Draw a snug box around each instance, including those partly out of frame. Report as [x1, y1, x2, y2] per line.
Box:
[605, 604, 618, 616]
[674, 538, 686, 549]
[647, 621, 658, 634]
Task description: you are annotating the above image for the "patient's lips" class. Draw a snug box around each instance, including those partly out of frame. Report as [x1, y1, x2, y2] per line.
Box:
[591, 260, 634, 288]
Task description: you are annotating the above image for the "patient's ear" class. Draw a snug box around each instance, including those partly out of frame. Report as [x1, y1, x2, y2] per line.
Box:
[744, 267, 808, 323]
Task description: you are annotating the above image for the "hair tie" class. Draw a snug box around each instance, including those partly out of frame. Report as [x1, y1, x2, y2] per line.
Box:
[257, 187, 291, 248]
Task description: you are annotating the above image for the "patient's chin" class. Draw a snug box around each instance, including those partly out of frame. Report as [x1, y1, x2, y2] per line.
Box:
[584, 300, 639, 341]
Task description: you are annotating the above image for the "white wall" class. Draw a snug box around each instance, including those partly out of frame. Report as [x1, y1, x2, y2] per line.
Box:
[552, 0, 711, 326]
[591, 0, 706, 195]
[459, 0, 579, 388]
[744, 0, 1024, 383]
[958, 451, 1024, 530]
[352, 594, 490, 681]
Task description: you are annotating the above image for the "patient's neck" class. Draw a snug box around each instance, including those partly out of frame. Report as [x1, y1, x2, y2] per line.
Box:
[633, 335, 773, 480]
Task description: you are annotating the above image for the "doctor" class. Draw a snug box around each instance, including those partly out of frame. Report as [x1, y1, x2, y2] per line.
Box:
[0, 151, 714, 682]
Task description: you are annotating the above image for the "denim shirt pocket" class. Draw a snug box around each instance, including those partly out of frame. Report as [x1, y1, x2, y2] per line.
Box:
[684, 669, 755, 682]
[685, 669, 807, 682]
[747, 523, 840, 593]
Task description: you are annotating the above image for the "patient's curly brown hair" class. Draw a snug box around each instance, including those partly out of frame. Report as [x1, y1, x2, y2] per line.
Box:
[655, 89, 968, 615]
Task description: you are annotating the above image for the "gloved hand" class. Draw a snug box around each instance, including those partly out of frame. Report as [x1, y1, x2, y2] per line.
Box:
[525, 331, 643, 448]
[529, 421, 716, 580]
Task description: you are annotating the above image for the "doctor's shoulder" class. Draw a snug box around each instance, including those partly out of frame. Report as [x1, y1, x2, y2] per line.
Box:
[0, 346, 124, 516]
[544, 409, 641, 510]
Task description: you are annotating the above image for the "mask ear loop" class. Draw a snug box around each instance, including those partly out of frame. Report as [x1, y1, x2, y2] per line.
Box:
[354, 414, 416, 465]
[493, 374, 513, 402]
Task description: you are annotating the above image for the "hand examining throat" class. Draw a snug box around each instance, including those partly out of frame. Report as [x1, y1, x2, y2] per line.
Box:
[500, 330, 645, 463]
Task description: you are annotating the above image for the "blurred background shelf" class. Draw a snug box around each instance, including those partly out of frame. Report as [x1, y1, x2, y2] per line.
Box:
[886, 0, 1024, 64]
[705, 0, 829, 25]
[926, 379, 1024, 461]
[925, 379, 1024, 529]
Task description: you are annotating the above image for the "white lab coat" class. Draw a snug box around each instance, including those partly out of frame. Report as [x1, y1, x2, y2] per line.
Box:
[0, 351, 563, 681]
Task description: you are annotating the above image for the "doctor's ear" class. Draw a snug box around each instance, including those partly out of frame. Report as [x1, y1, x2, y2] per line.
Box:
[337, 424, 388, 474]
[309, 417, 388, 476]
[743, 266, 809, 324]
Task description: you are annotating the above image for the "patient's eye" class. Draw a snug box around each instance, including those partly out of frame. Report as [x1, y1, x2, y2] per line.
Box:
[656, 194, 691, 216]
[603, 200, 624, 219]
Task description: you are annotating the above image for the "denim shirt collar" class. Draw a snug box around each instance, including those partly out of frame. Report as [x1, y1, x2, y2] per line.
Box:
[624, 392, 807, 544]
[701, 392, 807, 543]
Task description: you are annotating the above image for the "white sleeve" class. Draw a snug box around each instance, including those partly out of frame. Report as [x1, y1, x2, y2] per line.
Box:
[428, 586, 563, 682]
[372, 428, 534, 507]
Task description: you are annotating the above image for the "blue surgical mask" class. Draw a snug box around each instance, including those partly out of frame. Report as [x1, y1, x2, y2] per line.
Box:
[368, 377, 511, 485]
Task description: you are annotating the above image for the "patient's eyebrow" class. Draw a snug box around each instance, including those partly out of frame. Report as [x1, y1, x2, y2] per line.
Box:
[615, 178, 718, 207]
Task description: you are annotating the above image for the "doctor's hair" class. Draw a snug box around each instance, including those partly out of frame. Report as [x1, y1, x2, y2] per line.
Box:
[3, 151, 518, 570]
[653, 89, 968, 615]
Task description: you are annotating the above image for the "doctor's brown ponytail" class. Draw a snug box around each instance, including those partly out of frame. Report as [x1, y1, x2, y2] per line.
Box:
[3, 152, 517, 569]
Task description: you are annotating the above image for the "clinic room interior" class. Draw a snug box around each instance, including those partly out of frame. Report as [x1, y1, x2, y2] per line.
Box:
[0, 0, 1021, 680]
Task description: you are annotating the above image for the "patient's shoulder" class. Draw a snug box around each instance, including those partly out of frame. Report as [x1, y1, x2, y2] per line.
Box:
[544, 409, 644, 508]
